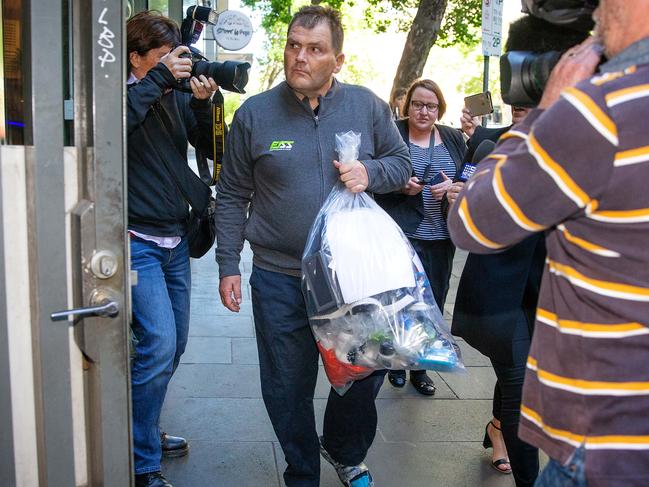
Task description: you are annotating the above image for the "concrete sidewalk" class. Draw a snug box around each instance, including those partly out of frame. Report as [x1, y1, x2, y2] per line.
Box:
[161, 246, 520, 486]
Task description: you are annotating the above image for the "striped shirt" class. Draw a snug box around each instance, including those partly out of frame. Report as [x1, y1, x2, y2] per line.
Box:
[448, 51, 649, 485]
[408, 142, 456, 240]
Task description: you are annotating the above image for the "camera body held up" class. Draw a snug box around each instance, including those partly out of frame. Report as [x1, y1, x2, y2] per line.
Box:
[501, 0, 599, 107]
[176, 6, 250, 94]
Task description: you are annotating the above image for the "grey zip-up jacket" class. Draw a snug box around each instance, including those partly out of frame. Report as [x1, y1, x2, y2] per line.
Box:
[215, 79, 411, 277]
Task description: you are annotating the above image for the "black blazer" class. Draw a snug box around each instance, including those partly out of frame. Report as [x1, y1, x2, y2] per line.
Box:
[450, 124, 546, 366]
[464, 125, 510, 163]
[375, 118, 466, 235]
[451, 234, 546, 365]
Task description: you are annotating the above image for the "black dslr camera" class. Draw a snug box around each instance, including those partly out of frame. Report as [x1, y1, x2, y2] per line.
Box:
[177, 6, 250, 94]
[501, 0, 599, 107]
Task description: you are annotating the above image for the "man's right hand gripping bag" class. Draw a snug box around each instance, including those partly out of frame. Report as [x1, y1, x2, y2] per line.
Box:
[301, 131, 464, 395]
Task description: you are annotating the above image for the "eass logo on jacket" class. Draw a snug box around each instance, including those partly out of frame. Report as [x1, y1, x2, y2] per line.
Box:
[269, 140, 294, 151]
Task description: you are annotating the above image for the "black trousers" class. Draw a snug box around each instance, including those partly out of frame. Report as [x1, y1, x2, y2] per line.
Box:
[250, 266, 386, 487]
[409, 237, 455, 311]
[490, 312, 539, 487]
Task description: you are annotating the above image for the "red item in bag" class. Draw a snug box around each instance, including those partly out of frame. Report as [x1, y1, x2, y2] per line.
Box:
[316, 342, 372, 389]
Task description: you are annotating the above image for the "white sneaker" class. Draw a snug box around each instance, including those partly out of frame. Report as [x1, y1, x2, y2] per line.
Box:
[319, 437, 375, 487]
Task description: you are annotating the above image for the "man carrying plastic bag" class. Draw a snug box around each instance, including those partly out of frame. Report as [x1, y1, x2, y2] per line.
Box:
[215, 6, 411, 487]
[303, 132, 464, 396]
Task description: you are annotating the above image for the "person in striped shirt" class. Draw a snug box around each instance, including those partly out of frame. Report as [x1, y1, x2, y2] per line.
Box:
[447, 0, 649, 485]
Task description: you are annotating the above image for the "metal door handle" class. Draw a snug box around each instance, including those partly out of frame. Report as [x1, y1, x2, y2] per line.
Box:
[51, 299, 119, 322]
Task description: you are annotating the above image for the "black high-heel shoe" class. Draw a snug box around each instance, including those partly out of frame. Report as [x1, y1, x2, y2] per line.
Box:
[409, 370, 436, 396]
[483, 421, 512, 475]
[388, 370, 406, 388]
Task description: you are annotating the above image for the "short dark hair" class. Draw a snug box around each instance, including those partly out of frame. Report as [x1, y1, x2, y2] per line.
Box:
[288, 5, 344, 54]
[505, 15, 589, 53]
[127, 10, 180, 73]
[403, 79, 447, 120]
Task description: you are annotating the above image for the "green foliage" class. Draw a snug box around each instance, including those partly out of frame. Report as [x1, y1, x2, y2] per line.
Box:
[455, 54, 501, 99]
[244, 0, 483, 48]
[240, 0, 291, 30]
[337, 53, 377, 86]
[362, 0, 417, 34]
[455, 52, 505, 124]
[241, 0, 485, 95]
[255, 21, 287, 90]
[362, 0, 481, 49]
[224, 93, 243, 125]
[241, 0, 347, 30]
[436, 1, 482, 49]
[147, 0, 169, 16]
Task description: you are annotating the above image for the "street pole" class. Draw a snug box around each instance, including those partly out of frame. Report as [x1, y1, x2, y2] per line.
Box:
[482, 55, 490, 127]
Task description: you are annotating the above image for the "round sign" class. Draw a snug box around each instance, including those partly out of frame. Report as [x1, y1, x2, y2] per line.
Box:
[212, 10, 253, 51]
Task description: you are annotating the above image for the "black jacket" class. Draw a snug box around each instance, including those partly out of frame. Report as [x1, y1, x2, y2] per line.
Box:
[451, 235, 545, 365]
[127, 63, 215, 237]
[450, 125, 546, 366]
[375, 118, 466, 235]
[464, 125, 510, 163]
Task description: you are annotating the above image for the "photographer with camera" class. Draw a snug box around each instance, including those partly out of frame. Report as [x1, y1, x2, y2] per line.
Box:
[448, 0, 649, 485]
[126, 10, 219, 487]
[447, 16, 588, 486]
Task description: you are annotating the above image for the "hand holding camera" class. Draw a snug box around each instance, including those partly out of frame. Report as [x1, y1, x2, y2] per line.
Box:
[161, 45, 193, 80]
[190, 74, 219, 100]
[539, 37, 603, 109]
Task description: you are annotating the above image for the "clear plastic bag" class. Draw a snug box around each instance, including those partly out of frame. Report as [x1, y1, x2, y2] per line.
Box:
[301, 132, 464, 395]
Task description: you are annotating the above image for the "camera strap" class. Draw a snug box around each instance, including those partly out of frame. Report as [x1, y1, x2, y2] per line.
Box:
[196, 90, 225, 186]
[211, 90, 225, 184]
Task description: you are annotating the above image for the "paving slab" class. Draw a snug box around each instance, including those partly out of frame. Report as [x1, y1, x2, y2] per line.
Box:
[456, 340, 492, 367]
[162, 441, 280, 487]
[180, 337, 232, 365]
[271, 437, 515, 487]
[189, 313, 254, 338]
[167, 363, 263, 398]
[438, 367, 497, 400]
[365, 440, 515, 487]
[161, 396, 278, 442]
[373, 398, 494, 442]
[231, 337, 260, 365]
[191, 296, 254, 316]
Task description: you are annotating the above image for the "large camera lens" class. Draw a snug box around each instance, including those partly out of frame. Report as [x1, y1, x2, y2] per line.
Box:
[192, 60, 251, 94]
[500, 50, 561, 107]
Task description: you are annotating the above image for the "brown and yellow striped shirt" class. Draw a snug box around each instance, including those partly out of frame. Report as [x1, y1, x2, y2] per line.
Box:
[448, 55, 649, 485]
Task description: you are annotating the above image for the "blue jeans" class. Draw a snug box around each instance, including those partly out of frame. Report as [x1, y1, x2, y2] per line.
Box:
[130, 236, 191, 474]
[535, 447, 587, 487]
[250, 266, 386, 487]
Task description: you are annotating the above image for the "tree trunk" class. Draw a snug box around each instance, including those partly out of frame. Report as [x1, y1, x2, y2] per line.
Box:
[263, 63, 283, 91]
[389, 0, 448, 110]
